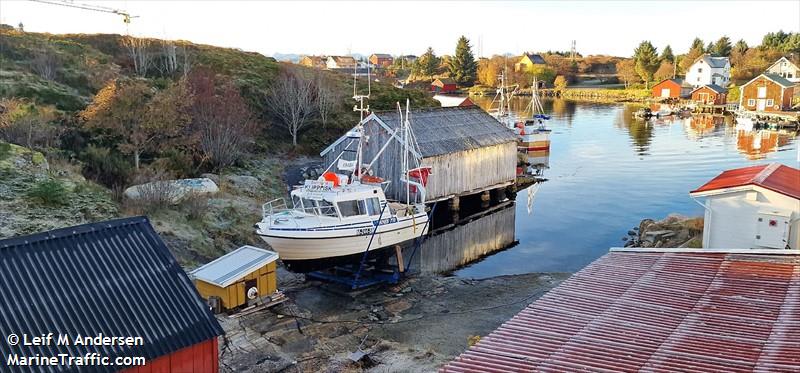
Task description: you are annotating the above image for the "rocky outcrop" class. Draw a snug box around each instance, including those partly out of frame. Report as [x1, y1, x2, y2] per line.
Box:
[623, 214, 704, 248]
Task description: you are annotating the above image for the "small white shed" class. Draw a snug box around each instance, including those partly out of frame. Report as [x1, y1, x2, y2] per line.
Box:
[690, 163, 800, 250]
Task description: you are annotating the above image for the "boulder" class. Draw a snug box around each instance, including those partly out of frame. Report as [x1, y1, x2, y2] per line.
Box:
[124, 177, 219, 202]
[0, 142, 49, 176]
[223, 175, 261, 195]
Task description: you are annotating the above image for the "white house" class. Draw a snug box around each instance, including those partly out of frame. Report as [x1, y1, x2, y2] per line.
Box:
[766, 56, 800, 83]
[690, 163, 800, 250]
[684, 54, 731, 88]
[326, 56, 356, 69]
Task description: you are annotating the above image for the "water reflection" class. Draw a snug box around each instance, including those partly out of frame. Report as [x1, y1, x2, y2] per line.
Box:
[737, 129, 796, 160]
[452, 99, 798, 278]
[410, 202, 517, 274]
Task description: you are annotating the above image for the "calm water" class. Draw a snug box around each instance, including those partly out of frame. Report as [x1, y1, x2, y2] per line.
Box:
[455, 97, 799, 278]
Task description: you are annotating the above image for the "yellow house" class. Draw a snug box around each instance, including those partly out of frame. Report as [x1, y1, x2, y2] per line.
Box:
[192, 245, 279, 312]
[514, 53, 546, 72]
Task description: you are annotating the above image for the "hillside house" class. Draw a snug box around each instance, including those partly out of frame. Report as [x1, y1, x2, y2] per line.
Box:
[651, 78, 692, 99]
[685, 54, 730, 87]
[433, 95, 475, 107]
[299, 55, 327, 69]
[431, 77, 458, 93]
[766, 56, 800, 83]
[326, 55, 357, 69]
[739, 73, 795, 112]
[690, 163, 799, 250]
[320, 106, 518, 202]
[690, 84, 727, 105]
[369, 53, 394, 68]
[514, 53, 546, 72]
[0, 217, 224, 372]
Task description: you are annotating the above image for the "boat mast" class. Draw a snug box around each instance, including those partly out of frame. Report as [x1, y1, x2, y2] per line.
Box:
[352, 60, 371, 180]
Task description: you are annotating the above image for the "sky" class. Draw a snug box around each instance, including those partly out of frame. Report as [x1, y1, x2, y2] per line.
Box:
[2, 0, 799, 58]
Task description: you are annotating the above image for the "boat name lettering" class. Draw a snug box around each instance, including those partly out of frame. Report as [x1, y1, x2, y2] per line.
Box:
[356, 227, 373, 236]
[303, 180, 334, 192]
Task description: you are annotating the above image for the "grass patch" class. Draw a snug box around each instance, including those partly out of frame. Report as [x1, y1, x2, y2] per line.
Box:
[26, 178, 70, 206]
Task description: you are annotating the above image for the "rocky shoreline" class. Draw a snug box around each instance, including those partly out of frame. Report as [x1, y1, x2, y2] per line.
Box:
[219, 270, 570, 372]
[622, 213, 704, 249]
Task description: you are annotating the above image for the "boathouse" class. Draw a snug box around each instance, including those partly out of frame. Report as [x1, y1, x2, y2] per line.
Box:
[690, 163, 799, 250]
[690, 84, 727, 105]
[651, 78, 691, 99]
[192, 245, 279, 312]
[430, 78, 458, 93]
[432, 94, 475, 107]
[320, 106, 518, 202]
[766, 56, 800, 83]
[739, 73, 795, 112]
[0, 217, 224, 372]
[442, 248, 800, 372]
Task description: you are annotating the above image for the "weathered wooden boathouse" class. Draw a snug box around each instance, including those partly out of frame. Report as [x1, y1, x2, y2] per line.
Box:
[320, 106, 518, 204]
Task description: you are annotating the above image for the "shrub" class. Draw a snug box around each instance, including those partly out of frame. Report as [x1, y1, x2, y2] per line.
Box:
[124, 169, 180, 215]
[181, 193, 209, 221]
[26, 179, 69, 206]
[81, 145, 133, 188]
[0, 142, 11, 161]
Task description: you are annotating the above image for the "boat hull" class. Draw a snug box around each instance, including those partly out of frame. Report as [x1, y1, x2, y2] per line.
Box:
[256, 213, 429, 267]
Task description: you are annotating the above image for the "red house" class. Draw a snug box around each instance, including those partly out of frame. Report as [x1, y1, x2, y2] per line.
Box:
[651, 78, 691, 99]
[431, 77, 458, 93]
[690, 84, 727, 105]
[740, 73, 795, 112]
[0, 217, 224, 372]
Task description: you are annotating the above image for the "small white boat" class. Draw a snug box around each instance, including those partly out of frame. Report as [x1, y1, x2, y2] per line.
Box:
[256, 97, 430, 272]
[517, 77, 552, 151]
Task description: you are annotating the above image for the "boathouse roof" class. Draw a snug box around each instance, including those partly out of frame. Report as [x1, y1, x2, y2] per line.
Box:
[743, 73, 796, 89]
[192, 245, 278, 287]
[321, 106, 517, 159]
[0, 216, 224, 372]
[691, 84, 727, 94]
[441, 248, 800, 372]
[690, 163, 800, 200]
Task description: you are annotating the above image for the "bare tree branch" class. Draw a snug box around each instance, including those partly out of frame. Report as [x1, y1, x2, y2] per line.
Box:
[265, 67, 318, 147]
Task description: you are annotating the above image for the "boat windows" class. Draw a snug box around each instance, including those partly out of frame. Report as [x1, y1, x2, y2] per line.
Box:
[317, 199, 337, 217]
[365, 197, 382, 216]
[338, 199, 368, 217]
[301, 198, 318, 214]
[292, 195, 302, 209]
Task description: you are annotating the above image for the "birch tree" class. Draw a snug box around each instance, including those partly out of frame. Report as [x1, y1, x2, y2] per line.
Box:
[265, 67, 317, 147]
[122, 36, 153, 77]
[315, 73, 339, 128]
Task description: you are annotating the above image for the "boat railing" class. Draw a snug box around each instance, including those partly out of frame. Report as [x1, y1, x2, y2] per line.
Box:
[262, 198, 328, 228]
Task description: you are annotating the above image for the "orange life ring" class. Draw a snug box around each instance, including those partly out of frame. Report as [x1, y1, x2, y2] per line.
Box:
[321, 171, 340, 187]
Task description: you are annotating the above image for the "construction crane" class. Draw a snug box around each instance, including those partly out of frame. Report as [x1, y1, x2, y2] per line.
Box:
[29, 0, 138, 26]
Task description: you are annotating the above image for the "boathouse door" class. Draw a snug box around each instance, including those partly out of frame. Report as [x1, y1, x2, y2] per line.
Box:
[757, 99, 767, 111]
[661, 88, 671, 98]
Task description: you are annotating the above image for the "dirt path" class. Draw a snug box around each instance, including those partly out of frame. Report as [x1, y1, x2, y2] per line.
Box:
[220, 270, 570, 372]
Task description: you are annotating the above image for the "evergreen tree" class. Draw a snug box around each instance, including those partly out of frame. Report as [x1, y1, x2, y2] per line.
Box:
[713, 36, 732, 57]
[417, 47, 440, 77]
[690, 38, 705, 51]
[705, 42, 714, 54]
[448, 36, 478, 86]
[733, 39, 749, 55]
[660, 45, 674, 63]
[633, 41, 659, 89]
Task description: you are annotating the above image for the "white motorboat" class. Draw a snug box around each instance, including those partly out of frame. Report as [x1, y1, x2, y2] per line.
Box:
[517, 77, 552, 151]
[255, 95, 430, 272]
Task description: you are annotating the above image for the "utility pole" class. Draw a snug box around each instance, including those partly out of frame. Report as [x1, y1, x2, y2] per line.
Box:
[570, 40, 577, 62]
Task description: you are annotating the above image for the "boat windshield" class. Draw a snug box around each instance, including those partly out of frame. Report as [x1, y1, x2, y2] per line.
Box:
[294, 197, 338, 218]
[338, 200, 367, 217]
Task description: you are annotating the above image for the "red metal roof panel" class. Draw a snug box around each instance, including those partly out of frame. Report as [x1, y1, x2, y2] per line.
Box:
[691, 163, 800, 200]
[440, 251, 800, 373]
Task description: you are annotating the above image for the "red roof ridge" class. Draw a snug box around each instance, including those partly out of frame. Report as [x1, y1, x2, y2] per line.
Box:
[752, 162, 781, 184]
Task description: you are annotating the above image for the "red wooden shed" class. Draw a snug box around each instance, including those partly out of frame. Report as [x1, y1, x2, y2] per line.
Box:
[690, 84, 728, 105]
[431, 78, 458, 94]
[651, 78, 691, 99]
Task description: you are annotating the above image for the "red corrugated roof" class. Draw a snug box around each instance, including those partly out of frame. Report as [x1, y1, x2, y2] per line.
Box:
[690, 163, 800, 200]
[440, 251, 800, 373]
